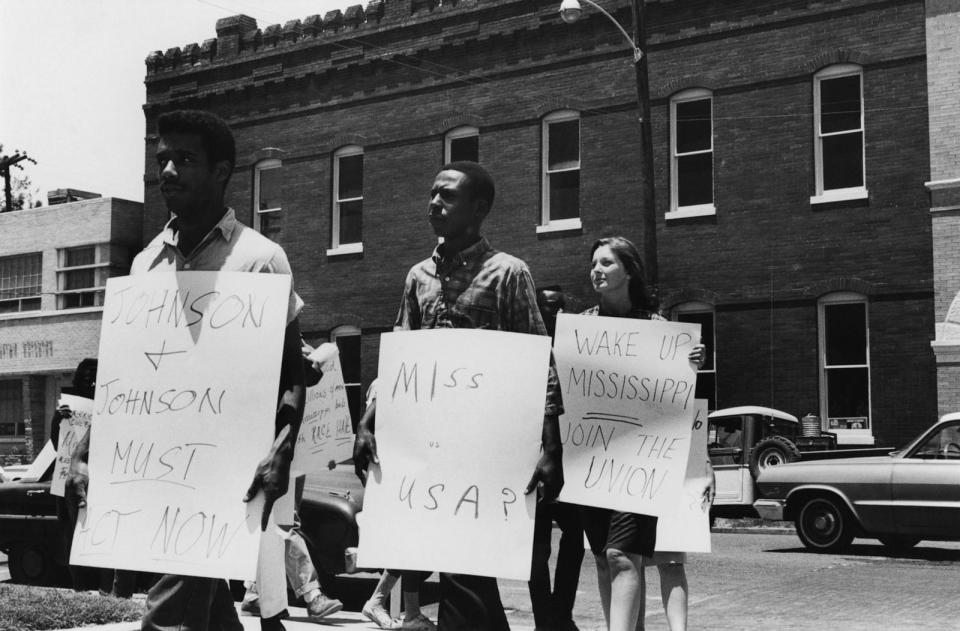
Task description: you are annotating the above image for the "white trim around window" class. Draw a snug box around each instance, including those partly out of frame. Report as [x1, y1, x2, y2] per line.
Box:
[540, 110, 582, 231]
[328, 146, 364, 256]
[444, 126, 479, 163]
[667, 88, 716, 220]
[811, 64, 868, 205]
[253, 158, 282, 236]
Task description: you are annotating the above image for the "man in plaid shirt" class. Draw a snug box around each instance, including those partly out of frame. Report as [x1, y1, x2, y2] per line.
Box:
[355, 161, 564, 631]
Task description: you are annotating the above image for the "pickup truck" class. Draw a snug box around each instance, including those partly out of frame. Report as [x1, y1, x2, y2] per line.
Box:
[0, 442, 364, 590]
[709, 406, 893, 516]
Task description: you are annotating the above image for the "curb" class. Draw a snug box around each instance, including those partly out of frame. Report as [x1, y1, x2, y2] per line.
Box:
[713, 526, 794, 535]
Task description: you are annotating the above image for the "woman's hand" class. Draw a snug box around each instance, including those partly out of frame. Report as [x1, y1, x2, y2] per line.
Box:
[689, 343, 707, 369]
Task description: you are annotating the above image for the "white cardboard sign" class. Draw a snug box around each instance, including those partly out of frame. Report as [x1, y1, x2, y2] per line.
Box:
[553, 313, 700, 515]
[654, 399, 712, 553]
[291, 344, 354, 475]
[357, 329, 551, 581]
[51, 394, 94, 497]
[70, 271, 289, 580]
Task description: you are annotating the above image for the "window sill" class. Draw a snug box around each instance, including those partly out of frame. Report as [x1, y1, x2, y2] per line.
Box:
[666, 204, 716, 220]
[536, 218, 582, 234]
[810, 187, 868, 205]
[326, 243, 364, 257]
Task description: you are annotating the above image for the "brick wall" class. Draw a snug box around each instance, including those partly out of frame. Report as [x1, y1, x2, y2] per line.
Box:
[139, 0, 938, 441]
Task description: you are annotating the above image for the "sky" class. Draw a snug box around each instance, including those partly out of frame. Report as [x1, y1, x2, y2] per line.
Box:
[1, 0, 350, 205]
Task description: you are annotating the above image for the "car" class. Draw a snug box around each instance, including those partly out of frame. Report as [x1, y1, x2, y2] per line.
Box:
[753, 412, 960, 553]
[0, 446, 364, 588]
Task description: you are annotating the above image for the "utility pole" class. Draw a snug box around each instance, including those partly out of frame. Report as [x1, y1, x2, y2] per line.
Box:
[0, 150, 37, 212]
[630, 0, 658, 293]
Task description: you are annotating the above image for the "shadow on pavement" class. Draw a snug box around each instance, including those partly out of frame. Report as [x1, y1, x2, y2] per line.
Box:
[762, 542, 960, 562]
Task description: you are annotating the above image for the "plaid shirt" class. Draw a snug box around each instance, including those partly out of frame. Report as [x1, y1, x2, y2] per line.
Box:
[395, 237, 563, 416]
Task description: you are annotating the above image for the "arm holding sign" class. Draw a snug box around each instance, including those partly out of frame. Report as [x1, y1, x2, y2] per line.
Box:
[245, 318, 306, 530]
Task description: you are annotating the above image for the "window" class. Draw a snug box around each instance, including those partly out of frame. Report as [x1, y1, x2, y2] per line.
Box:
[331, 325, 362, 429]
[0, 380, 24, 438]
[329, 146, 363, 255]
[56, 244, 129, 310]
[818, 293, 872, 443]
[539, 110, 581, 232]
[669, 89, 715, 218]
[445, 126, 479, 163]
[910, 422, 960, 460]
[0, 253, 42, 314]
[254, 159, 282, 241]
[812, 65, 867, 203]
[673, 302, 717, 410]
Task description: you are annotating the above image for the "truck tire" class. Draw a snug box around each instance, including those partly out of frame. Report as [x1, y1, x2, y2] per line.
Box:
[748, 436, 800, 479]
[8, 542, 58, 586]
[795, 496, 854, 553]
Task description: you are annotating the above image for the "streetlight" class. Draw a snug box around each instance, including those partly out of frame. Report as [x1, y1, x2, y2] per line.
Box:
[558, 0, 659, 291]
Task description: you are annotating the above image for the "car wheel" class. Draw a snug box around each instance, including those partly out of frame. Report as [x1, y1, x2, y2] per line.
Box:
[748, 436, 800, 479]
[795, 496, 855, 553]
[877, 535, 921, 552]
[8, 543, 58, 585]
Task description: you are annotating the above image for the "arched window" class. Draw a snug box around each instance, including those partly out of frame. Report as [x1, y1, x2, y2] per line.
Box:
[539, 110, 581, 232]
[818, 292, 872, 443]
[330, 146, 363, 255]
[668, 89, 715, 218]
[672, 301, 717, 410]
[812, 64, 867, 204]
[444, 126, 479, 163]
[253, 158, 282, 240]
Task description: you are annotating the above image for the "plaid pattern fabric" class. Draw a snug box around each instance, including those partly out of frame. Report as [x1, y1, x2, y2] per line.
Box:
[395, 237, 563, 416]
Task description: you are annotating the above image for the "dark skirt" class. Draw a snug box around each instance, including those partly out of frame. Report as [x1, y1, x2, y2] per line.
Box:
[580, 505, 658, 557]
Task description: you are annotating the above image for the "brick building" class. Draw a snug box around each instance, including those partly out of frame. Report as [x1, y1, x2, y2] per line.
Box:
[0, 195, 142, 464]
[141, 0, 942, 447]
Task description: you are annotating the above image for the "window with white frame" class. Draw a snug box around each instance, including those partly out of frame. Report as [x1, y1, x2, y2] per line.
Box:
[0, 380, 24, 439]
[445, 126, 479, 163]
[540, 110, 581, 231]
[818, 292, 872, 442]
[57, 245, 112, 309]
[330, 146, 363, 254]
[669, 89, 715, 217]
[672, 301, 717, 410]
[331, 325, 362, 428]
[254, 159, 282, 241]
[0, 253, 42, 314]
[812, 65, 867, 203]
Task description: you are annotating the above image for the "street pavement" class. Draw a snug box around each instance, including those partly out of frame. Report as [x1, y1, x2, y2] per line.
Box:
[20, 529, 960, 631]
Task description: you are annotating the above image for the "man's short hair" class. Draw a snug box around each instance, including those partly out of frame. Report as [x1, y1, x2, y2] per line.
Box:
[440, 161, 495, 209]
[157, 110, 236, 179]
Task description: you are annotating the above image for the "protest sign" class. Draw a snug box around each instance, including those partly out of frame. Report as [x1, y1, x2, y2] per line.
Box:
[23, 440, 56, 482]
[654, 399, 712, 553]
[357, 329, 551, 581]
[51, 394, 94, 497]
[290, 343, 354, 475]
[70, 271, 289, 580]
[553, 313, 700, 515]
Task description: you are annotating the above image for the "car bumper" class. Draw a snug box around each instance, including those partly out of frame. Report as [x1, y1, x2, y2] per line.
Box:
[753, 498, 786, 521]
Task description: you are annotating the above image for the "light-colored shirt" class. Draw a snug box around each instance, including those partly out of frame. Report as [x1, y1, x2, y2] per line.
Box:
[131, 208, 303, 323]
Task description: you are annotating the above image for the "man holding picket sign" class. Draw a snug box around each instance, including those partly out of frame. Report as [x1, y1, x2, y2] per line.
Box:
[353, 161, 564, 631]
[67, 109, 305, 631]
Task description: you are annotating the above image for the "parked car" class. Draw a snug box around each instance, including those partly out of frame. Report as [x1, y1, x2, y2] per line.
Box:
[708, 406, 892, 515]
[754, 412, 960, 553]
[0, 445, 364, 588]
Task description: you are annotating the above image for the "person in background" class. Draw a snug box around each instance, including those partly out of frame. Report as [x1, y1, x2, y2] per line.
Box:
[528, 286, 585, 631]
[578, 236, 704, 631]
[353, 161, 564, 631]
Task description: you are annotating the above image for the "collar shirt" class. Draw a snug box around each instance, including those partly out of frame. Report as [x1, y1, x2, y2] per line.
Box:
[395, 237, 563, 416]
[131, 208, 303, 323]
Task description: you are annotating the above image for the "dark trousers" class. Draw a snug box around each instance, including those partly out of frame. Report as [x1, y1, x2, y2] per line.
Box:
[528, 502, 584, 629]
[141, 574, 242, 631]
[438, 573, 510, 631]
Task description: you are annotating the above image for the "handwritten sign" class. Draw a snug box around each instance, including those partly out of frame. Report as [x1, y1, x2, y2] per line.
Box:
[654, 399, 712, 553]
[553, 313, 700, 515]
[357, 329, 551, 581]
[290, 344, 354, 475]
[51, 394, 93, 497]
[70, 272, 289, 580]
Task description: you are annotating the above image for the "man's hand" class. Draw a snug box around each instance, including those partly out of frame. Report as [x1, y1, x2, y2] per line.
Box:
[65, 459, 89, 508]
[525, 447, 564, 503]
[701, 459, 716, 509]
[353, 399, 378, 485]
[243, 446, 291, 531]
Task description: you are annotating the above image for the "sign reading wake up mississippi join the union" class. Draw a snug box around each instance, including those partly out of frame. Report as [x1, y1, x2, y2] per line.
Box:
[70, 271, 290, 580]
[553, 313, 701, 516]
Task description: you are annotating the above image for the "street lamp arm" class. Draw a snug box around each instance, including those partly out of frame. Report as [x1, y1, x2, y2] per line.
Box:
[576, 0, 643, 62]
